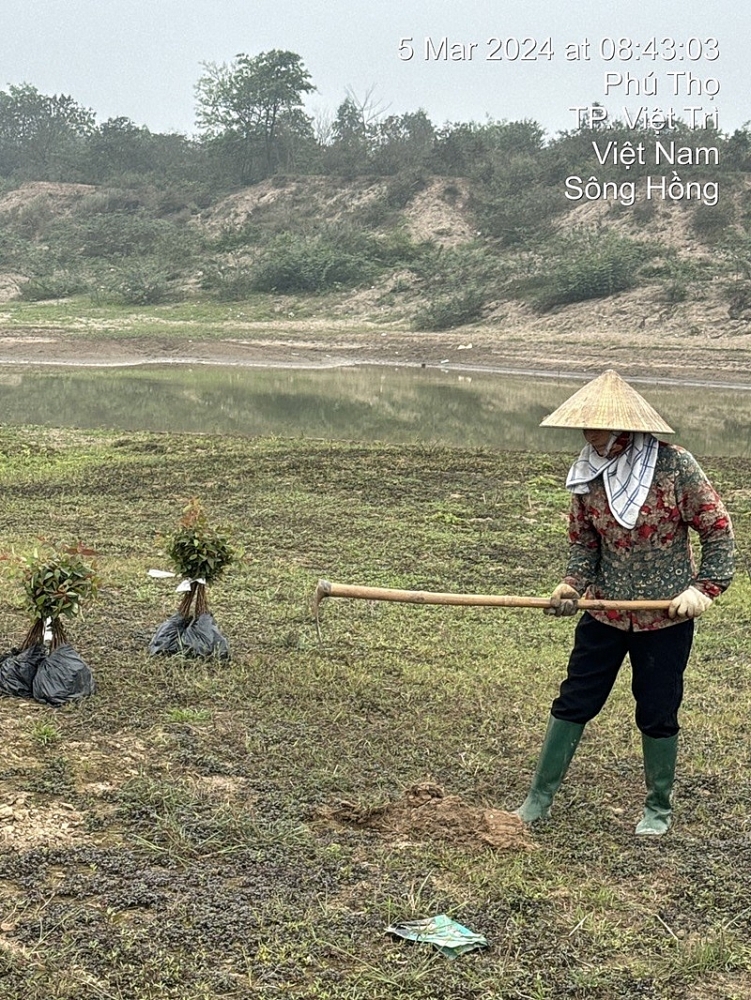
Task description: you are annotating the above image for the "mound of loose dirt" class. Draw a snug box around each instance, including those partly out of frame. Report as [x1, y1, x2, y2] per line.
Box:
[320, 780, 533, 850]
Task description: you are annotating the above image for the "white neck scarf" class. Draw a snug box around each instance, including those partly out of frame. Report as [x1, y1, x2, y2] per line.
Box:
[566, 432, 659, 529]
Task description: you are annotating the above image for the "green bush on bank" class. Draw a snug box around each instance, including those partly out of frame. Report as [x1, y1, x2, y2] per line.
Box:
[692, 198, 738, 243]
[108, 266, 173, 305]
[249, 231, 378, 293]
[201, 260, 256, 301]
[472, 184, 565, 247]
[410, 243, 510, 329]
[413, 286, 487, 330]
[246, 226, 427, 294]
[530, 229, 649, 311]
[18, 270, 90, 302]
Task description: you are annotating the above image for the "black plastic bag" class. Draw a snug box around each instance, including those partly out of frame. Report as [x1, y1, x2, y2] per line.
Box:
[180, 613, 230, 660]
[0, 644, 46, 698]
[148, 613, 186, 656]
[149, 612, 229, 660]
[32, 644, 96, 707]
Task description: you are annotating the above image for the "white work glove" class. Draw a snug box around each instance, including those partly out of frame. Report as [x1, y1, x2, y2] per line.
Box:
[545, 582, 580, 617]
[668, 585, 713, 619]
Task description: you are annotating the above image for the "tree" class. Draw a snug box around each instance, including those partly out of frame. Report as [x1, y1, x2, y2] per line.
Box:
[432, 118, 545, 176]
[84, 117, 157, 179]
[195, 49, 316, 183]
[371, 109, 435, 175]
[325, 96, 372, 176]
[725, 125, 751, 171]
[0, 83, 95, 179]
[324, 86, 389, 176]
[82, 117, 205, 189]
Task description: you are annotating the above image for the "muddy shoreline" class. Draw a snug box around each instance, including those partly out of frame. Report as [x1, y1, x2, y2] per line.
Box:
[1, 326, 751, 389]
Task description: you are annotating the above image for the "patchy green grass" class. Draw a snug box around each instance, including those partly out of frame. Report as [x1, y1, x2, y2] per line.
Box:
[0, 293, 393, 341]
[0, 428, 749, 998]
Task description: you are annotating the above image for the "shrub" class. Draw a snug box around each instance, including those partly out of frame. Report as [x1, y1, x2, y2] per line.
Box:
[413, 287, 486, 330]
[631, 199, 658, 224]
[19, 270, 89, 301]
[409, 243, 508, 323]
[692, 199, 737, 243]
[8, 196, 59, 238]
[249, 231, 377, 292]
[246, 226, 425, 294]
[412, 243, 507, 289]
[201, 260, 256, 301]
[112, 266, 171, 305]
[474, 186, 563, 246]
[532, 230, 647, 311]
[76, 188, 145, 216]
[383, 169, 429, 209]
[469, 154, 566, 247]
[0, 228, 29, 268]
[211, 222, 264, 253]
[45, 211, 202, 268]
[726, 280, 751, 319]
[663, 279, 689, 304]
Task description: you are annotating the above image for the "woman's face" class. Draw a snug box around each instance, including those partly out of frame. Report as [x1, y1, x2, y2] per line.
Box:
[583, 429, 614, 456]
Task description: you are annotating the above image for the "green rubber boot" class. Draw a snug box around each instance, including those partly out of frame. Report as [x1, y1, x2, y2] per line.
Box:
[635, 733, 678, 836]
[515, 716, 585, 824]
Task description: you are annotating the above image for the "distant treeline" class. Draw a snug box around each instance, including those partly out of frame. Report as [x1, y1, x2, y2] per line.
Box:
[0, 50, 749, 195]
[2, 50, 751, 326]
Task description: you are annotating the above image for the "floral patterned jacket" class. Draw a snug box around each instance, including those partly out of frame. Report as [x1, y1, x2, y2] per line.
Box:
[562, 442, 735, 631]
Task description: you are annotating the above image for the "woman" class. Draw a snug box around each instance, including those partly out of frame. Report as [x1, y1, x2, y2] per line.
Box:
[516, 370, 735, 835]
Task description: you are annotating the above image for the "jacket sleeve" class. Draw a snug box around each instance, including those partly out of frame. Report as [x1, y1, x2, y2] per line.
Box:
[563, 494, 601, 594]
[676, 451, 735, 597]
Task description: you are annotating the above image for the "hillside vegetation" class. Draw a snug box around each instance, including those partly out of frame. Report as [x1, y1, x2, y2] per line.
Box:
[2, 168, 750, 338]
[0, 69, 750, 347]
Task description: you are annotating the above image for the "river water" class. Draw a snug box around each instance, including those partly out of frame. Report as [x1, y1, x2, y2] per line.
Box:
[0, 363, 748, 457]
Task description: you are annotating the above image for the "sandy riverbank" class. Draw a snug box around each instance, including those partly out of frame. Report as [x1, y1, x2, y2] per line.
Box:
[1, 324, 751, 388]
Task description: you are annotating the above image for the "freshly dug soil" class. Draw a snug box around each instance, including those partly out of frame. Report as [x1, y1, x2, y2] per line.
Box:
[320, 780, 533, 851]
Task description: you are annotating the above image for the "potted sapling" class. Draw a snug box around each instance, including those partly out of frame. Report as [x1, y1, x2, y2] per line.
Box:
[0, 543, 99, 706]
[149, 499, 233, 659]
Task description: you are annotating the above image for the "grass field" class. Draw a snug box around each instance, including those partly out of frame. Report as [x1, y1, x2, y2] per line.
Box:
[0, 296, 364, 338]
[0, 427, 749, 999]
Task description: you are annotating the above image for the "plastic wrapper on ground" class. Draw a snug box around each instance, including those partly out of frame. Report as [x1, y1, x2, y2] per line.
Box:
[386, 914, 489, 958]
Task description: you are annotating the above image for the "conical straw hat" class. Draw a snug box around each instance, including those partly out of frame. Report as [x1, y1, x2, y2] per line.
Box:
[540, 370, 674, 433]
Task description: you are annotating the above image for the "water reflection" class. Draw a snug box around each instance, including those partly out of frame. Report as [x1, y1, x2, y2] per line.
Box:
[0, 364, 749, 458]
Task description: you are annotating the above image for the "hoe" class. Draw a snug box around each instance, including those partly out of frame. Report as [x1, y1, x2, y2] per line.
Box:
[311, 579, 672, 639]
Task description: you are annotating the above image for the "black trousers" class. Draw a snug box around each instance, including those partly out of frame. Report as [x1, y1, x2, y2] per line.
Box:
[551, 613, 695, 738]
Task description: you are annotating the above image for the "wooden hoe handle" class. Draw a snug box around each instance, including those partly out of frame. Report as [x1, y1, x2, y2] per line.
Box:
[312, 578, 673, 620]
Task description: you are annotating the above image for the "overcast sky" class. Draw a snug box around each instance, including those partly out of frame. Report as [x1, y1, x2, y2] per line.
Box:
[1, 0, 747, 139]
